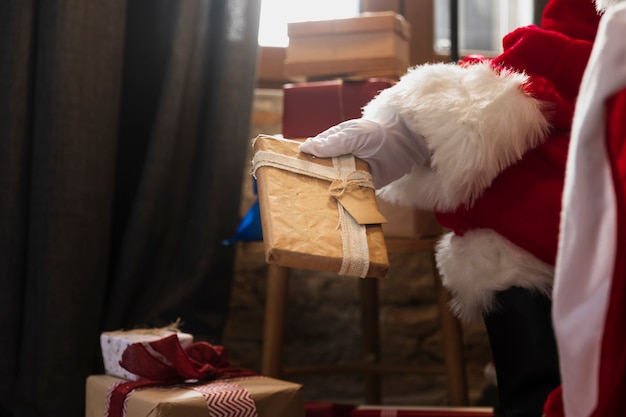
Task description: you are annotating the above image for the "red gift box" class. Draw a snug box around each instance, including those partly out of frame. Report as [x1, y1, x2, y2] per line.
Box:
[306, 402, 356, 417]
[350, 406, 494, 417]
[282, 78, 394, 139]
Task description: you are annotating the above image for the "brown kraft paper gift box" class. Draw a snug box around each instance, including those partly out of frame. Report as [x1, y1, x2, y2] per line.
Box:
[252, 134, 389, 278]
[85, 374, 305, 417]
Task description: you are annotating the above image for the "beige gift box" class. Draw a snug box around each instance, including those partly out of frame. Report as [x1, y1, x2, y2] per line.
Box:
[252, 135, 389, 278]
[285, 12, 411, 79]
[85, 374, 304, 417]
[377, 199, 443, 239]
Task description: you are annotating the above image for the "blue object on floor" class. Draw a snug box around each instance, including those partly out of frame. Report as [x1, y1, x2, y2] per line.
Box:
[222, 198, 263, 245]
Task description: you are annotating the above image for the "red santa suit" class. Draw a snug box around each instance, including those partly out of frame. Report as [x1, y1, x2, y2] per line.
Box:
[300, 1, 610, 414]
[355, 0, 602, 415]
[363, 0, 600, 322]
[547, 1, 626, 416]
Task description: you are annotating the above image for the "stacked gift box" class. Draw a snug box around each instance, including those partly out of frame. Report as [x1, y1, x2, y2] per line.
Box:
[249, 11, 440, 276]
[285, 11, 411, 80]
[86, 328, 305, 417]
[281, 11, 441, 242]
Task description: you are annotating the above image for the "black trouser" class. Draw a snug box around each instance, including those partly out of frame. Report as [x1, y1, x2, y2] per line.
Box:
[484, 286, 561, 417]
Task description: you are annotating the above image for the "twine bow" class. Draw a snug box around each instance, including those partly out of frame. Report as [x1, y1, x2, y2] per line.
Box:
[328, 170, 375, 198]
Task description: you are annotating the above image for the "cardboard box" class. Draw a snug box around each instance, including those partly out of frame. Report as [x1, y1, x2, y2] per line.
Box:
[286, 12, 410, 79]
[252, 135, 389, 278]
[281, 79, 441, 239]
[283, 79, 394, 139]
[85, 374, 305, 417]
[100, 329, 194, 381]
[377, 199, 442, 239]
[305, 402, 355, 417]
[351, 406, 494, 417]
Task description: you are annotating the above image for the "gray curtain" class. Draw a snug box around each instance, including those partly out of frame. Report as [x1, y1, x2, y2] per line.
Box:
[0, 1, 261, 416]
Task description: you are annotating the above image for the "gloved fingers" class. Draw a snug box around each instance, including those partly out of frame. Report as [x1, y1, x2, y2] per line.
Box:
[308, 120, 351, 139]
[298, 131, 356, 157]
[299, 119, 382, 157]
[311, 118, 374, 138]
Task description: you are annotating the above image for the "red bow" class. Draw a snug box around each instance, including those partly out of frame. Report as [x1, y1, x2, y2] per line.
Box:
[106, 334, 256, 417]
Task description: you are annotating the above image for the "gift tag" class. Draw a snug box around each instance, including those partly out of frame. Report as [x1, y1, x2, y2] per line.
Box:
[335, 187, 388, 225]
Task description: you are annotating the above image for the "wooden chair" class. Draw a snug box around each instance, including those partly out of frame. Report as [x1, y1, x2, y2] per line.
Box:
[260, 228, 470, 405]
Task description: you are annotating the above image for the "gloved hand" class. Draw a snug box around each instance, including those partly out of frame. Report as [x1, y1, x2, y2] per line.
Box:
[298, 114, 430, 188]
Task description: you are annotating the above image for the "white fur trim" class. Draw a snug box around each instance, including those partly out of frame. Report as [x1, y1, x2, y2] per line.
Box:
[595, 0, 625, 13]
[363, 61, 550, 211]
[376, 164, 455, 210]
[435, 229, 554, 323]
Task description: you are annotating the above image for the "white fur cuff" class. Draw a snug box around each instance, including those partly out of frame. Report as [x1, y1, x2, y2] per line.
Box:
[364, 61, 549, 211]
[596, 0, 625, 13]
[435, 229, 554, 323]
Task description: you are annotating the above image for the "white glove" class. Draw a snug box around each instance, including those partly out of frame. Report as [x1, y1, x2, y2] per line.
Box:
[298, 114, 430, 188]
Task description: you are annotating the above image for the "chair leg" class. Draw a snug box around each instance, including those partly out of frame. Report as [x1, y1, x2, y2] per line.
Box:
[359, 277, 382, 404]
[261, 264, 290, 378]
[433, 252, 469, 406]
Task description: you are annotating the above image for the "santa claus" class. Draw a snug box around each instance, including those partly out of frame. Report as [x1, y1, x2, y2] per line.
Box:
[299, 0, 619, 416]
[547, 1, 626, 416]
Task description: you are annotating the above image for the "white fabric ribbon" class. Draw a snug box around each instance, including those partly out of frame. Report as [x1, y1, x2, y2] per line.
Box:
[251, 136, 373, 278]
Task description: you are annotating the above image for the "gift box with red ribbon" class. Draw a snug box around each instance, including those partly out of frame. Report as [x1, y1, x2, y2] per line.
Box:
[89, 330, 305, 417]
[305, 402, 355, 417]
[100, 328, 194, 381]
[350, 406, 494, 417]
[86, 374, 305, 417]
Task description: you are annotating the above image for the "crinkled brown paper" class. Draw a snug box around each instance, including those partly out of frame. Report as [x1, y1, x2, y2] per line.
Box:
[85, 374, 304, 417]
[252, 135, 389, 278]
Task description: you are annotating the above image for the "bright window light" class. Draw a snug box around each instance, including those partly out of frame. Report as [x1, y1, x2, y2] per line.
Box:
[258, 0, 360, 47]
[435, 0, 534, 53]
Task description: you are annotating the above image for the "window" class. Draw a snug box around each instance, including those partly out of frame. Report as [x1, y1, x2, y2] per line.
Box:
[255, 0, 536, 85]
[258, 0, 360, 47]
[434, 0, 534, 54]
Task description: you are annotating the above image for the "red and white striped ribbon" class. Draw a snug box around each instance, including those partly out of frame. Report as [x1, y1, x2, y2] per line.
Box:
[191, 380, 258, 417]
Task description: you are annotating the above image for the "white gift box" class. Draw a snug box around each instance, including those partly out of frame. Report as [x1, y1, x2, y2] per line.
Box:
[100, 329, 194, 381]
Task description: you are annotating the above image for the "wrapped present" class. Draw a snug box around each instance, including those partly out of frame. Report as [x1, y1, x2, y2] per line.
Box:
[85, 374, 305, 417]
[282, 79, 394, 139]
[376, 199, 442, 239]
[251, 134, 389, 278]
[305, 402, 355, 417]
[101, 328, 194, 381]
[281, 79, 442, 240]
[350, 406, 494, 417]
[285, 12, 411, 79]
[91, 332, 302, 417]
